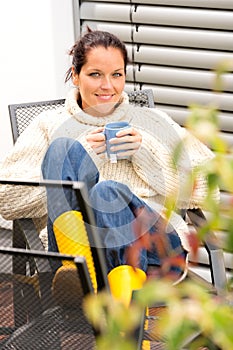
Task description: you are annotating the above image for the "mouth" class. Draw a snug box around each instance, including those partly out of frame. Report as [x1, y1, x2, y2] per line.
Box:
[95, 94, 115, 101]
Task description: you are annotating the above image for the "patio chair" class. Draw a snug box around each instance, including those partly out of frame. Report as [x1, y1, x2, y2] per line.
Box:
[1, 89, 154, 333]
[0, 247, 96, 350]
[2, 89, 229, 348]
[0, 179, 146, 350]
[0, 179, 228, 350]
[7, 89, 227, 294]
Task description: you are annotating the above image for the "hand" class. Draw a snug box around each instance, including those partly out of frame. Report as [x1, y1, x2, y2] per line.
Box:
[109, 127, 142, 158]
[86, 127, 106, 155]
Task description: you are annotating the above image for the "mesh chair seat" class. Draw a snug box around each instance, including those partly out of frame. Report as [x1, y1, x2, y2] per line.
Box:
[1, 306, 95, 350]
[0, 248, 97, 350]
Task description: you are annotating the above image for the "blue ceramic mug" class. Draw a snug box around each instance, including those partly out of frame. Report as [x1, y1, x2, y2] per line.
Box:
[104, 121, 130, 163]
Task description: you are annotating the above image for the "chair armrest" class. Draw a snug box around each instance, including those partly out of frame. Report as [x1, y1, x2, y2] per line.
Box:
[187, 208, 227, 295]
[13, 218, 51, 273]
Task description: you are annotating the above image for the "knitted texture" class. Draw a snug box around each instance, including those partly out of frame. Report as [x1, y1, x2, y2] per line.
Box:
[0, 88, 219, 251]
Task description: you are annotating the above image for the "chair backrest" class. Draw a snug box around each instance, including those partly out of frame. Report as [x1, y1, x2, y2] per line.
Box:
[8, 99, 65, 144]
[127, 89, 155, 108]
[8, 89, 154, 143]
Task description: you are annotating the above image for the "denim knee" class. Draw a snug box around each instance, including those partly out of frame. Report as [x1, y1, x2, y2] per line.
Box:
[89, 180, 134, 215]
[46, 137, 76, 156]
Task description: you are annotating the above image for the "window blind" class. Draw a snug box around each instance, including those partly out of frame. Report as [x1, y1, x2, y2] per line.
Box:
[75, 0, 233, 137]
[74, 0, 233, 273]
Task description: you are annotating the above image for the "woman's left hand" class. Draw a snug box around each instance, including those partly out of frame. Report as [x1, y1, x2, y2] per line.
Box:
[109, 127, 142, 157]
[86, 127, 106, 156]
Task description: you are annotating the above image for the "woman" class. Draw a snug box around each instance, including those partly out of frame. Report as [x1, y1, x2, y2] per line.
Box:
[0, 30, 218, 279]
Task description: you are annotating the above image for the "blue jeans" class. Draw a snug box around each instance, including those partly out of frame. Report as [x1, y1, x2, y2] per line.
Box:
[42, 137, 186, 273]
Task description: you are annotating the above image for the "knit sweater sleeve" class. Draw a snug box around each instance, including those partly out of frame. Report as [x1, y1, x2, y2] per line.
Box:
[0, 113, 50, 220]
[131, 108, 219, 209]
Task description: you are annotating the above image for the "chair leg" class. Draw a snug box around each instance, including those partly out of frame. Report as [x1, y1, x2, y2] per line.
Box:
[38, 272, 55, 312]
[12, 219, 55, 329]
[12, 220, 28, 328]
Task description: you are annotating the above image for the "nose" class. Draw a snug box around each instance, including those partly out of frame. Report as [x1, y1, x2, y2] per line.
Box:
[100, 76, 113, 89]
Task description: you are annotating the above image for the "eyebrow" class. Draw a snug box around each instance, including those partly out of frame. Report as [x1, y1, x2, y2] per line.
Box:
[87, 67, 124, 72]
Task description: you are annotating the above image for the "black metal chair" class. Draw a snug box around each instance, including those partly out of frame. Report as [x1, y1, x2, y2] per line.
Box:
[0, 179, 146, 349]
[6, 89, 155, 291]
[8, 98, 66, 144]
[0, 247, 96, 350]
[7, 89, 227, 294]
[127, 89, 155, 108]
[2, 89, 229, 348]
[0, 180, 108, 349]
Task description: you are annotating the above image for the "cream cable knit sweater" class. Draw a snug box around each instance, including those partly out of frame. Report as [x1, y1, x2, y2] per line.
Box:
[0, 89, 219, 251]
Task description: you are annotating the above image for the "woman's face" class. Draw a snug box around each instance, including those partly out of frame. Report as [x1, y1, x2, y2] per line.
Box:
[72, 46, 126, 117]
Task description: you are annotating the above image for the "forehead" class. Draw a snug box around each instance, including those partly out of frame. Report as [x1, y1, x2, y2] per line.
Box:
[83, 46, 124, 70]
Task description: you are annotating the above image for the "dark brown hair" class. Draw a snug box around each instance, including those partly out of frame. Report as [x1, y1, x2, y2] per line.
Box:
[65, 29, 129, 83]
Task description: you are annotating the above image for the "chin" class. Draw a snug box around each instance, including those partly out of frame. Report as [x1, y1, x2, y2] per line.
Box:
[92, 101, 117, 116]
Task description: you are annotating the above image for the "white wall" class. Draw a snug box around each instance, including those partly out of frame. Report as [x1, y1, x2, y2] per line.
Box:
[0, 0, 75, 162]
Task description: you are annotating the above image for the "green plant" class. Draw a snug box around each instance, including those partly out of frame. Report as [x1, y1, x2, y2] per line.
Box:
[83, 62, 233, 350]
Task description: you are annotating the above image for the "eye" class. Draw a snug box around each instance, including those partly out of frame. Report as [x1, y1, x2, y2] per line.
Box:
[89, 72, 101, 77]
[113, 72, 123, 77]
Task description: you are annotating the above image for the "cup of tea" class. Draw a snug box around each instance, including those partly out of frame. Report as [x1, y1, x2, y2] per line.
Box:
[104, 121, 130, 163]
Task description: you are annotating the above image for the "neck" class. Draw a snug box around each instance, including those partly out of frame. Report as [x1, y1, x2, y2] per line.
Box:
[80, 98, 123, 118]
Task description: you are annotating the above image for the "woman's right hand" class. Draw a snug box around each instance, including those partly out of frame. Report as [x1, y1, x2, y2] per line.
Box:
[86, 127, 106, 155]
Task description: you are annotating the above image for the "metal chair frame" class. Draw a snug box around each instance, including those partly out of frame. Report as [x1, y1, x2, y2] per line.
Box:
[8, 98, 65, 144]
[0, 247, 96, 349]
[7, 89, 227, 293]
[0, 179, 145, 349]
[1, 89, 228, 348]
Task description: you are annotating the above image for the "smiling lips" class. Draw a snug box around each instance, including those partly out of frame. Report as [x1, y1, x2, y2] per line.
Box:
[95, 94, 115, 101]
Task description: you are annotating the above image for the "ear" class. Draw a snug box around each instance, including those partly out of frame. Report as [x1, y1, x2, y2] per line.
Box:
[72, 66, 79, 86]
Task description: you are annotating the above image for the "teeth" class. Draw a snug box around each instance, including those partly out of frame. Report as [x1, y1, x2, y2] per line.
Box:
[98, 95, 112, 100]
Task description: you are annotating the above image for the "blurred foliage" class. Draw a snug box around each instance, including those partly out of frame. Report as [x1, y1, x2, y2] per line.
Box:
[83, 61, 233, 349]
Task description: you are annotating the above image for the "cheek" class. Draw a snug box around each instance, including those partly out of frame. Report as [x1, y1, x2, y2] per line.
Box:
[79, 81, 92, 97]
[79, 79, 97, 92]
[116, 80, 125, 93]
[79, 82, 97, 108]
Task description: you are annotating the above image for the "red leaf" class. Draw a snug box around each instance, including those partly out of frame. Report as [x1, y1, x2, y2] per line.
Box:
[187, 232, 200, 258]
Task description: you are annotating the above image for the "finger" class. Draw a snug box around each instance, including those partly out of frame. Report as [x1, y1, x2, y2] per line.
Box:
[110, 134, 141, 145]
[109, 135, 133, 144]
[99, 152, 108, 159]
[110, 142, 140, 152]
[90, 127, 105, 134]
[86, 133, 105, 143]
[92, 143, 106, 155]
[116, 127, 133, 137]
[117, 149, 137, 158]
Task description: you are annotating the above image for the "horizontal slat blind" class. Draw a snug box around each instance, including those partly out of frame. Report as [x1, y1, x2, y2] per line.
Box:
[128, 65, 233, 91]
[80, 2, 233, 29]
[79, 0, 233, 9]
[77, 0, 233, 135]
[126, 45, 233, 70]
[76, 0, 233, 273]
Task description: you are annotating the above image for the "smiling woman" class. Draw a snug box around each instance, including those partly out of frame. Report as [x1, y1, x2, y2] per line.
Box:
[72, 46, 126, 117]
[65, 29, 128, 117]
[0, 29, 219, 281]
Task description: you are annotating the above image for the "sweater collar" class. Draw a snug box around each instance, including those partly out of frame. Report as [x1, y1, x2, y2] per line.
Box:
[65, 88, 131, 127]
